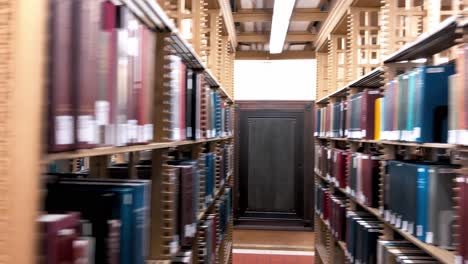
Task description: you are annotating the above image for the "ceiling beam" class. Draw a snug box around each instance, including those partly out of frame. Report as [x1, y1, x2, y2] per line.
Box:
[237, 32, 317, 43]
[233, 8, 328, 23]
[235, 50, 316, 60]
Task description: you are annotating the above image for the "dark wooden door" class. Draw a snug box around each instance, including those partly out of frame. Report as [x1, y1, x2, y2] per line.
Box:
[234, 101, 314, 230]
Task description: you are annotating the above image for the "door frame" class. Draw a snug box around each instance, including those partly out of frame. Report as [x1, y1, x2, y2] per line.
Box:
[234, 101, 315, 230]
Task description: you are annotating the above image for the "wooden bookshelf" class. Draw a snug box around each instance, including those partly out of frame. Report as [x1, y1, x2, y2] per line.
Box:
[316, 172, 455, 264]
[45, 136, 233, 162]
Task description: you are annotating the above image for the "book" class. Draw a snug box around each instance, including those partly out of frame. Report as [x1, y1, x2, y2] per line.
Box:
[38, 213, 81, 264]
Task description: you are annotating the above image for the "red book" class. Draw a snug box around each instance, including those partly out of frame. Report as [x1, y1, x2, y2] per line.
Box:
[76, 0, 101, 149]
[179, 63, 187, 140]
[102, 1, 117, 145]
[361, 89, 381, 140]
[48, 0, 75, 152]
[139, 26, 155, 143]
[335, 150, 347, 188]
[38, 213, 81, 264]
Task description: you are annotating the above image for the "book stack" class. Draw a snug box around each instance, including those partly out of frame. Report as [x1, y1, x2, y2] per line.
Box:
[377, 240, 438, 263]
[39, 212, 97, 264]
[455, 174, 468, 264]
[347, 89, 381, 139]
[204, 152, 216, 206]
[314, 101, 347, 138]
[48, 0, 156, 151]
[198, 215, 217, 264]
[347, 153, 380, 208]
[315, 182, 331, 221]
[378, 65, 455, 143]
[329, 194, 347, 241]
[345, 211, 382, 264]
[385, 161, 457, 248]
[448, 45, 468, 145]
[44, 178, 151, 264]
[167, 160, 201, 249]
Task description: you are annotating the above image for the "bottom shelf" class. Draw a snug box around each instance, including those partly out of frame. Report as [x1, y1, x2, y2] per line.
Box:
[315, 244, 329, 264]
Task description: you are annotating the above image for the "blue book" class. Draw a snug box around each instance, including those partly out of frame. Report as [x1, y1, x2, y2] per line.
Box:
[205, 153, 215, 205]
[413, 65, 455, 143]
[46, 182, 134, 264]
[57, 179, 150, 264]
[416, 164, 429, 241]
[407, 71, 417, 141]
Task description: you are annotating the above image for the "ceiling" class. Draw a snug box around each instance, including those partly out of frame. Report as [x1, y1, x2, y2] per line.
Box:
[233, 0, 330, 53]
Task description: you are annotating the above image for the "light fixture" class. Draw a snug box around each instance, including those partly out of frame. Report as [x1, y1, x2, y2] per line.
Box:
[269, 0, 296, 54]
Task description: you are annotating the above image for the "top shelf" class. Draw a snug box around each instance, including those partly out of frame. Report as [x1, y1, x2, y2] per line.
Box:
[383, 15, 462, 64]
[127, 0, 233, 102]
[316, 67, 384, 104]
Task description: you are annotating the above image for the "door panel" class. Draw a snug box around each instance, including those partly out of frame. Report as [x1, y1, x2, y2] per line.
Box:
[247, 117, 296, 212]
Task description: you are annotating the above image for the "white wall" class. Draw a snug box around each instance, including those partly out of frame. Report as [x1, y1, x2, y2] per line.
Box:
[234, 59, 316, 101]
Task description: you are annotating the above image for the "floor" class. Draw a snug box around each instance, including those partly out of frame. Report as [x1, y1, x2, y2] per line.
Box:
[233, 230, 315, 264]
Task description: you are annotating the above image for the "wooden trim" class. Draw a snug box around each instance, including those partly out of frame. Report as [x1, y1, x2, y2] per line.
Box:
[237, 32, 317, 43]
[234, 8, 328, 22]
[315, 0, 354, 51]
[218, 0, 238, 48]
[10, 0, 45, 263]
[235, 51, 316, 60]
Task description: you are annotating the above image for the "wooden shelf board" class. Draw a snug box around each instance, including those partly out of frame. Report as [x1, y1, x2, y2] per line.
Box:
[315, 137, 456, 149]
[223, 241, 233, 264]
[316, 67, 383, 104]
[383, 15, 461, 64]
[45, 136, 233, 162]
[316, 172, 455, 264]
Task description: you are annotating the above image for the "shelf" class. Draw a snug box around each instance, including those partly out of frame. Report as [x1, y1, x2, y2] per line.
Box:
[315, 136, 456, 149]
[316, 172, 455, 264]
[223, 241, 233, 264]
[124, 0, 234, 102]
[197, 173, 232, 221]
[45, 136, 233, 162]
[316, 244, 329, 264]
[384, 15, 462, 64]
[316, 67, 383, 104]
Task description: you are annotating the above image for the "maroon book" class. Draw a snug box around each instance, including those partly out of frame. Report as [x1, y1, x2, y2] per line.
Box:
[76, 0, 100, 149]
[139, 26, 155, 143]
[38, 212, 81, 264]
[335, 150, 347, 188]
[107, 219, 120, 264]
[177, 165, 194, 247]
[361, 89, 381, 139]
[48, 0, 75, 152]
[126, 11, 139, 145]
[101, 1, 118, 146]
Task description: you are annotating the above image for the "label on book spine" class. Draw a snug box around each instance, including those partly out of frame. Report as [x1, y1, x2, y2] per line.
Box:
[78, 115, 94, 143]
[95, 100, 110, 125]
[127, 119, 138, 142]
[426, 232, 434, 244]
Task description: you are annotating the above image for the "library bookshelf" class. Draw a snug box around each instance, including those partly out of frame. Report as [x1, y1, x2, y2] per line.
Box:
[3, 0, 236, 263]
[313, 1, 468, 264]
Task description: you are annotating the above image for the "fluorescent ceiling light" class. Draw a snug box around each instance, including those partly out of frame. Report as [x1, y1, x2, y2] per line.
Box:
[269, 0, 296, 54]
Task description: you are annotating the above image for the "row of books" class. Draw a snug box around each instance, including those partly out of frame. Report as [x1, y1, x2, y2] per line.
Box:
[345, 211, 382, 264]
[384, 160, 457, 249]
[169, 56, 233, 141]
[315, 146, 380, 208]
[196, 187, 232, 264]
[43, 177, 151, 264]
[314, 182, 347, 241]
[315, 63, 460, 144]
[378, 240, 440, 263]
[379, 64, 454, 143]
[47, 0, 233, 152]
[48, 0, 156, 151]
[314, 89, 380, 140]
